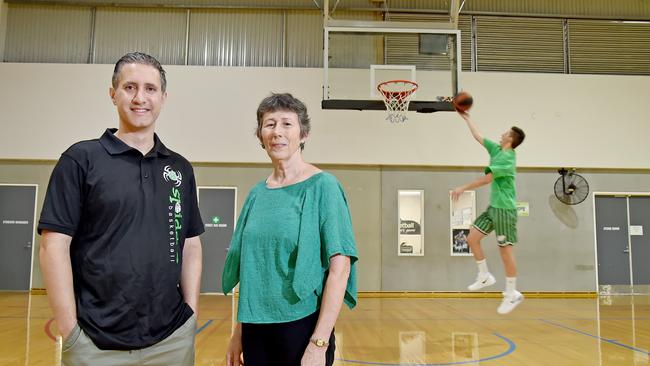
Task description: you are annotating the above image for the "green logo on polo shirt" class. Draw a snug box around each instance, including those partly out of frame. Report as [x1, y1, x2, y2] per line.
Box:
[212, 216, 220, 224]
[168, 187, 183, 264]
[163, 165, 183, 187]
[166, 165, 183, 264]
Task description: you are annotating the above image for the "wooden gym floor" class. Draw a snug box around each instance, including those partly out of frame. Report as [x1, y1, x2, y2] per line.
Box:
[0, 293, 649, 366]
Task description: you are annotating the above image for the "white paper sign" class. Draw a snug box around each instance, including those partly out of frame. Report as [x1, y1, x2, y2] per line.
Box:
[516, 202, 529, 217]
[630, 225, 644, 236]
[398, 190, 424, 256]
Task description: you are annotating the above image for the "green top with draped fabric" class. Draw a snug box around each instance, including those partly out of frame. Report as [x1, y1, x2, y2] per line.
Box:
[222, 172, 358, 323]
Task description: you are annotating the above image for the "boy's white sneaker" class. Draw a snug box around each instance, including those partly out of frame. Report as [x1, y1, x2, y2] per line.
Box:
[467, 273, 496, 291]
[497, 290, 524, 314]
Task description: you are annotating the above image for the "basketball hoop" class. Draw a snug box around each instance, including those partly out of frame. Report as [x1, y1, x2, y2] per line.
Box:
[377, 80, 419, 123]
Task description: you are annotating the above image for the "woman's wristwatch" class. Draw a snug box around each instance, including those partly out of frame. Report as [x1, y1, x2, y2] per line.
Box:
[310, 338, 330, 347]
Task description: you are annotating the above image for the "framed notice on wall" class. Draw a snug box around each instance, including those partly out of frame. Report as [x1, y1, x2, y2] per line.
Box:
[398, 190, 424, 256]
[450, 190, 476, 256]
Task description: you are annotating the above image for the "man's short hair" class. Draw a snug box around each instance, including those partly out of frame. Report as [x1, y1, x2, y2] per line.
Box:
[510, 126, 525, 149]
[112, 52, 166, 92]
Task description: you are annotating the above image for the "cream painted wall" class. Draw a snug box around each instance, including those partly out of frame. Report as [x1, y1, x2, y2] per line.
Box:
[0, 63, 649, 168]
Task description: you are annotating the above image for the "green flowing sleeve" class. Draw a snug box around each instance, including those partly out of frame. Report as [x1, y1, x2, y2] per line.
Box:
[319, 178, 359, 308]
[291, 173, 359, 309]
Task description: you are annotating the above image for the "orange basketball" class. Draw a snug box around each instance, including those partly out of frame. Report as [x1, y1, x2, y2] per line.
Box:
[453, 91, 473, 113]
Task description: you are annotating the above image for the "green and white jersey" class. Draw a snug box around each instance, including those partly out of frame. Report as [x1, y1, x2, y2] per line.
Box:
[483, 138, 517, 209]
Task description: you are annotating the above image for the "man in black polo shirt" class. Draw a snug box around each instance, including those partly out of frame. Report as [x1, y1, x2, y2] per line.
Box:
[38, 52, 204, 366]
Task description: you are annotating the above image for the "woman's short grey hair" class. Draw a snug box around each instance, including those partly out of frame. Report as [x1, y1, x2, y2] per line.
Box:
[112, 52, 167, 92]
[256, 93, 311, 150]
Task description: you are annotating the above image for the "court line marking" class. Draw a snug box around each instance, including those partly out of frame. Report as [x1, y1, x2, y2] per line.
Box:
[540, 319, 650, 355]
[340, 316, 650, 322]
[196, 319, 213, 335]
[336, 332, 515, 365]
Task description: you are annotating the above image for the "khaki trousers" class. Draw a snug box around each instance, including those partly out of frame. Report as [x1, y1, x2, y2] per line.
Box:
[61, 315, 197, 366]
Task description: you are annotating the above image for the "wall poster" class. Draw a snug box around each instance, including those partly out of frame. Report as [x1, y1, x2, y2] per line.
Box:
[398, 190, 424, 256]
[450, 190, 476, 256]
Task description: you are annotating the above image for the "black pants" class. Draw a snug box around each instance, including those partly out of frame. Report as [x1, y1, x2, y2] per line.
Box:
[242, 311, 335, 366]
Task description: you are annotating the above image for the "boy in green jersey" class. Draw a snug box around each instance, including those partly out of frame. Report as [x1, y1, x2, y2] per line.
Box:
[451, 111, 526, 314]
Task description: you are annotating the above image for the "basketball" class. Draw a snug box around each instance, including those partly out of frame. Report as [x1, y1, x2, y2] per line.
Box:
[453, 91, 473, 113]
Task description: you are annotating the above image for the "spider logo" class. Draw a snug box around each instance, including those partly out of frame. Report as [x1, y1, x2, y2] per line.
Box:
[163, 166, 183, 187]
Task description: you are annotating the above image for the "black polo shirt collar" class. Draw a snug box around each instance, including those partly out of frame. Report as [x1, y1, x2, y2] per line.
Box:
[99, 128, 171, 157]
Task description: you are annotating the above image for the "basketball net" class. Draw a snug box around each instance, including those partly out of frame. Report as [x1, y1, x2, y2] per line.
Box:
[377, 80, 418, 123]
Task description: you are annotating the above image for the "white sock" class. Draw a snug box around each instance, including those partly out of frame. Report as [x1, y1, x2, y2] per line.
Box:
[477, 259, 489, 275]
[506, 277, 517, 294]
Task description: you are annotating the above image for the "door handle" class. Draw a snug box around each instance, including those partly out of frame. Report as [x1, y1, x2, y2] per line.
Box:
[623, 248, 630, 253]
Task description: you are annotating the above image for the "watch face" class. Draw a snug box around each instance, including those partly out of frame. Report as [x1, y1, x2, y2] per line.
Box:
[316, 339, 325, 347]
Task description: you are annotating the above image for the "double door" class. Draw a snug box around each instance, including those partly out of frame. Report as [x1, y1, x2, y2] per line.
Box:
[595, 195, 650, 294]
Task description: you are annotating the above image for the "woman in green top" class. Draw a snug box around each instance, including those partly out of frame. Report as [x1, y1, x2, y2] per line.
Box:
[223, 93, 358, 366]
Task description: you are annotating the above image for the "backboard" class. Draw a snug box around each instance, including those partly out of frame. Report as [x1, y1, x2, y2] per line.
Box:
[321, 1, 463, 114]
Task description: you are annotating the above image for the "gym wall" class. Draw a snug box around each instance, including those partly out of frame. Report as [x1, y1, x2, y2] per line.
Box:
[1, 63, 649, 291]
[0, 63, 649, 168]
[2, 159, 649, 292]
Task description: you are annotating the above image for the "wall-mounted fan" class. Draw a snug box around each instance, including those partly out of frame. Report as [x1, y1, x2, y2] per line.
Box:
[554, 168, 589, 205]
